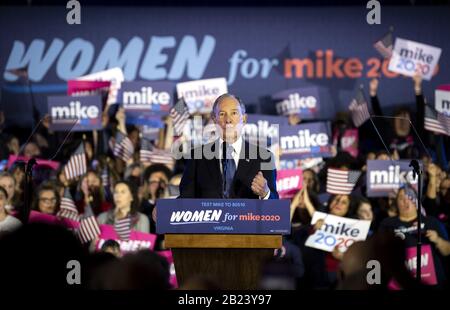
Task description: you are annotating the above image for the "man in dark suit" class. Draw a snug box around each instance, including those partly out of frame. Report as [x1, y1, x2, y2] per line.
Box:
[179, 93, 278, 199]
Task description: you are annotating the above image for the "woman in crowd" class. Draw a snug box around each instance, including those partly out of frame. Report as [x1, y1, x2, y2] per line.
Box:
[291, 187, 358, 289]
[97, 180, 149, 233]
[380, 187, 450, 287]
[76, 170, 112, 216]
[0, 185, 21, 236]
[0, 172, 18, 213]
[302, 169, 320, 195]
[139, 164, 172, 233]
[32, 182, 61, 215]
[352, 197, 376, 235]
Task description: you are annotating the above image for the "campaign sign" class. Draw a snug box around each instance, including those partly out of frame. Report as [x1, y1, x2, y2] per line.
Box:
[279, 157, 323, 171]
[95, 224, 157, 253]
[243, 114, 285, 146]
[7, 155, 60, 170]
[333, 128, 358, 158]
[435, 85, 450, 116]
[28, 210, 79, 230]
[76, 67, 125, 105]
[389, 244, 438, 289]
[405, 245, 438, 285]
[279, 122, 332, 159]
[156, 199, 290, 235]
[118, 81, 174, 124]
[176, 77, 227, 114]
[67, 80, 111, 100]
[305, 211, 371, 253]
[273, 87, 320, 119]
[276, 169, 303, 199]
[366, 160, 419, 197]
[48, 95, 103, 131]
[388, 38, 441, 81]
[157, 250, 178, 288]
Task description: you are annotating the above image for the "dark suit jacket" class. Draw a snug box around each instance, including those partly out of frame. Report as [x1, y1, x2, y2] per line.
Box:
[179, 139, 279, 199]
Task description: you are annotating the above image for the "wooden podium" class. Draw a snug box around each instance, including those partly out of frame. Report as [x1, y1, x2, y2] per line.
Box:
[165, 234, 282, 290]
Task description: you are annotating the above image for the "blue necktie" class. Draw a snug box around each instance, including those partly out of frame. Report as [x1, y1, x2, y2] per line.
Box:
[223, 143, 236, 198]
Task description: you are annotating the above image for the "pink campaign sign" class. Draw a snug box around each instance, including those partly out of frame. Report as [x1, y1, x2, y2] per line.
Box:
[276, 169, 303, 199]
[28, 210, 79, 229]
[333, 129, 358, 158]
[389, 244, 437, 289]
[67, 80, 111, 96]
[7, 155, 60, 171]
[158, 250, 178, 289]
[404, 244, 438, 285]
[95, 224, 157, 253]
[437, 84, 450, 91]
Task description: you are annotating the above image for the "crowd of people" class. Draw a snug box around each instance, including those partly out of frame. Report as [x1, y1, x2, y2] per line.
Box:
[0, 73, 449, 290]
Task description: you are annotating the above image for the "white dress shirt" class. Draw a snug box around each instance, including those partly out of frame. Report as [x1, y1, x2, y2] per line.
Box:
[219, 137, 270, 199]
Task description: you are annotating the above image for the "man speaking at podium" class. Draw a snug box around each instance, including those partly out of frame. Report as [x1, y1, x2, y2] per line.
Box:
[179, 93, 278, 199]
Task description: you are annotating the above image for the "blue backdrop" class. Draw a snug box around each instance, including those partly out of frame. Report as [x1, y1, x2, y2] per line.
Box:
[1, 6, 449, 127]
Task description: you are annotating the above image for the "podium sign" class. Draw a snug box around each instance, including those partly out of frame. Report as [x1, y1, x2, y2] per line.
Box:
[156, 199, 290, 235]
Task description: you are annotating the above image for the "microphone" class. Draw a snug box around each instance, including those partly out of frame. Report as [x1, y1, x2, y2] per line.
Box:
[222, 141, 227, 198]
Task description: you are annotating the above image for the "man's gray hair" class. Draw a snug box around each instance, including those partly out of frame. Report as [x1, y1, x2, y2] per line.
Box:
[211, 93, 246, 119]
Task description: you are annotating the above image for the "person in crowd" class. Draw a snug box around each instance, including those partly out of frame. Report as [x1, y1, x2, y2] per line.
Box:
[97, 180, 149, 233]
[424, 163, 450, 234]
[32, 182, 61, 215]
[352, 196, 376, 235]
[11, 162, 25, 196]
[337, 232, 417, 290]
[368, 77, 419, 159]
[140, 164, 172, 232]
[380, 187, 450, 287]
[22, 141, 41, 158]
[0, 222, 86, 289]
[0, 185, 21, 236]
[291, 187, 358, 289]
[76, 170, 112, 216]
[6, 135, 20, 157]
[100, 239, 122, 258]
[87, 250, 170, 290]
[302, 169, 320, 195]
[0, 172, 18, 213]
[354, 197, 373, 221]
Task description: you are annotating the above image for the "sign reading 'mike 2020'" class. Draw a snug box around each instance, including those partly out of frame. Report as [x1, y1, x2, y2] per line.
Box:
[156, 199, 290, 235]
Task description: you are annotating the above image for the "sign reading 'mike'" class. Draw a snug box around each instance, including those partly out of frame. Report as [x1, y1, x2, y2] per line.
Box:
[48, 95, 102, 132]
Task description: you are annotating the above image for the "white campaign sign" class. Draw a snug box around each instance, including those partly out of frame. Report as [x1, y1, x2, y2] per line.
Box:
[176, 77, 228, 114]
[435, 87, 450, 116]
[388, 38, 441, 81]
[305, 211, 371, 253]
[77, 67, 125, 105]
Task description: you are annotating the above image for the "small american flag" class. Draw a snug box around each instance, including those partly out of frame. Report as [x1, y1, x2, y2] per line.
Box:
[114, 216, 132, 241]
[349, 88, 370, 127]
[140, 138, 174, 166]
[170, 98, 190, 136]
[64, 143, 87, 180]
[424, 105, 450, 136]
[77, 204, 101, 244]
[326, 168, 361, 195]
[57, 188, 80, 221]
[373, 28, 394, 59]
[113, 131, 135, 162]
